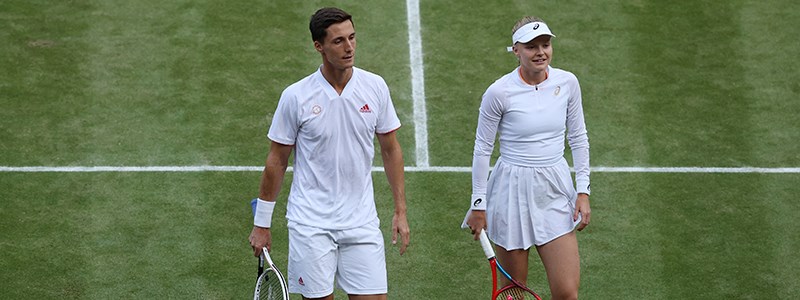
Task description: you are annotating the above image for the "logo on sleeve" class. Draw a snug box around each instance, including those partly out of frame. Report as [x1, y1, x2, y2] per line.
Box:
[473, 198, 483, 207]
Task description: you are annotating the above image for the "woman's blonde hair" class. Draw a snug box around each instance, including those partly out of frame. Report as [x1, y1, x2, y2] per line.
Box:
[512, 16, 545, 34]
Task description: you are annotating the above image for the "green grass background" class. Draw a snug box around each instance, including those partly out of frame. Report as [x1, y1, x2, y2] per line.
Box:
[2, 0, 799, 299]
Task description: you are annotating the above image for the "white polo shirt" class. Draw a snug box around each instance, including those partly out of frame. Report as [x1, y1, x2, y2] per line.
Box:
[268, 66, 401, 230]
[472, 65, 590, 196]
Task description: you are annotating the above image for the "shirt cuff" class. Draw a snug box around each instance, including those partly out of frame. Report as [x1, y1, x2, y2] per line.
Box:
[470, 194, 487, 210]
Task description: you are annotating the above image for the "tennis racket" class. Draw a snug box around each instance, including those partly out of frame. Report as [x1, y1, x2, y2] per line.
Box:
[254, 246, 289, 300]
[478, 229, 542, 300]
[251, 199, 289, 300]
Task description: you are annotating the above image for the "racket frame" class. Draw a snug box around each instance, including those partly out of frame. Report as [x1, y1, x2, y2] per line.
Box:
[479, 230, 542, 300]
[254, 246, 290, 300]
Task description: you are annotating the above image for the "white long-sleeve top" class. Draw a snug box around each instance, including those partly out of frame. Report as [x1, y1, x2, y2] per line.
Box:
[471, 66, 590, 208]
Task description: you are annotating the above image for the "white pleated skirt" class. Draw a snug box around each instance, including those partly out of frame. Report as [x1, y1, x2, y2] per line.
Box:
[486, 157, 580, 250]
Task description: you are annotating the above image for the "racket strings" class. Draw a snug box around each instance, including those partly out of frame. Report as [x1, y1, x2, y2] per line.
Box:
[496, 285, 539, 300]
[257, 269, 285, 300]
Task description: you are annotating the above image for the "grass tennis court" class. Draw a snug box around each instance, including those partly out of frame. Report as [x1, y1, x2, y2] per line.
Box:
[2, 0, 799, 299]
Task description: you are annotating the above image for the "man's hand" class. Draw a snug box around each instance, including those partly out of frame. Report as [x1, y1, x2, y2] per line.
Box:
[249, 226, 272, 257]
[392, 211, 410, 255]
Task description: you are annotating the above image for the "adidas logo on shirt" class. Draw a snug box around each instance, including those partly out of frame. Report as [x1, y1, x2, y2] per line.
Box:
[359, 104, 372, 113]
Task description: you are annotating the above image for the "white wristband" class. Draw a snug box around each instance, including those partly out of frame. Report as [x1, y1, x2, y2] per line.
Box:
[471, 194, 487, 210]
[254, 198, 276, 228]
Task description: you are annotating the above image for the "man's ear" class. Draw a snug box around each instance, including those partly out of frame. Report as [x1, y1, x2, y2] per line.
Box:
[314, 40, 323, 53]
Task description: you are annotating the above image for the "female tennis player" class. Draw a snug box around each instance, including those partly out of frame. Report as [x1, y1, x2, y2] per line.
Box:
[465, 16, 592, 300]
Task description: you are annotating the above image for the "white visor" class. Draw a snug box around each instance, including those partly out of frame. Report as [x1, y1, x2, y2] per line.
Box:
[507, 22, 555, 52]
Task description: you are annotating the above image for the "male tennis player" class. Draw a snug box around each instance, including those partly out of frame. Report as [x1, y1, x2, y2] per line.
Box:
[248, 7, 410, 300]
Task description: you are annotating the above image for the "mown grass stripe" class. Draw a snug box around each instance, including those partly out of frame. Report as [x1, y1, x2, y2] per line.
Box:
[628, 2, 772, 297]
[740, 2, 800, 297]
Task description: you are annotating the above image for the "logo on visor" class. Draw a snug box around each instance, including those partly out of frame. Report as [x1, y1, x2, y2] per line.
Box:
[533, 23, 540, 30]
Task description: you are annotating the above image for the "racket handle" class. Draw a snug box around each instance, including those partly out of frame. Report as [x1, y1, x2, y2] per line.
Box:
[257, 251, 265, 278]
[478, 229, 496, 259]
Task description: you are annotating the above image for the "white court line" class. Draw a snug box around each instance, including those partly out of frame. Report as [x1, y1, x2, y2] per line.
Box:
[406, 0, 429, 167]
[1, 166, 799, 173]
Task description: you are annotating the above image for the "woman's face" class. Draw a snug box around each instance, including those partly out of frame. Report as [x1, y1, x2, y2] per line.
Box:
[514, 35, 552, 74]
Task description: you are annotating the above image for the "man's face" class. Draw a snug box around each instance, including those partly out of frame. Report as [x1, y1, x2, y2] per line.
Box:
[315, 20, 356, 70]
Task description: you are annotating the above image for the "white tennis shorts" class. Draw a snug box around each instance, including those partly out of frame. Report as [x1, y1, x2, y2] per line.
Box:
[486, 157, 580, 250]
[286, 219, 387, 298]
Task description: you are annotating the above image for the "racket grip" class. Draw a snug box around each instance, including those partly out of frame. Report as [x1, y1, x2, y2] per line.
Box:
[478, 229, 495, 259]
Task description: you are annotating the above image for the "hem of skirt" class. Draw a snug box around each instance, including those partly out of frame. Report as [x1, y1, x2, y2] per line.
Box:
[492, 226, 577, 250]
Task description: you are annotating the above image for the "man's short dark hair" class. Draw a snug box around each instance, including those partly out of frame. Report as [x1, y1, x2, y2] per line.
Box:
[309, 7, 353, 43]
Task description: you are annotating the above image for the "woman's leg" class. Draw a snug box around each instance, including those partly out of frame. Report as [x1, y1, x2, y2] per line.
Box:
[536, 231, 580, 300]
[495, 245, 530, 287]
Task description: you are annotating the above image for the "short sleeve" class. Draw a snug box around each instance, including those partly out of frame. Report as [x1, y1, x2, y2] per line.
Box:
[375, 78, 401, 134]
[267, 89, 299, 145]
